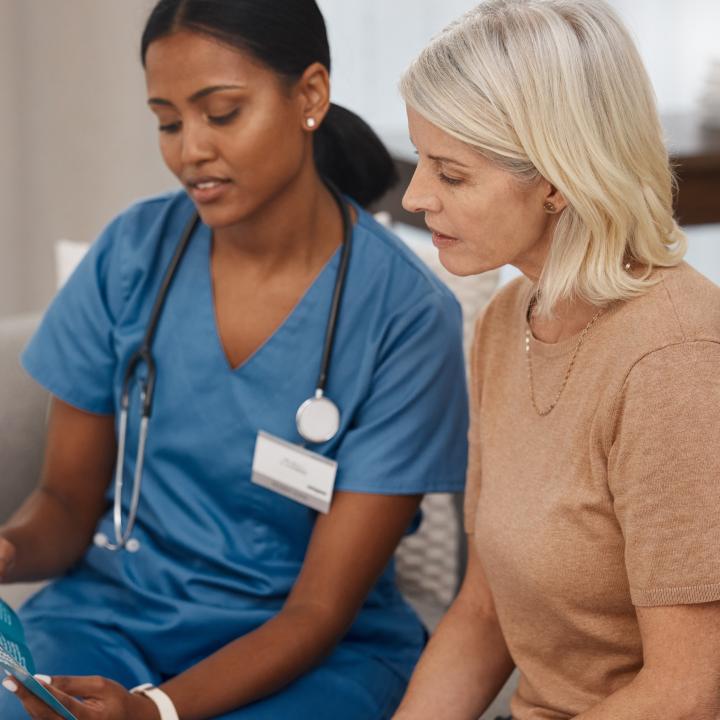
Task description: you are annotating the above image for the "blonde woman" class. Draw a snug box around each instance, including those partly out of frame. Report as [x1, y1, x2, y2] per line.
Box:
[393, 1, 720, 718]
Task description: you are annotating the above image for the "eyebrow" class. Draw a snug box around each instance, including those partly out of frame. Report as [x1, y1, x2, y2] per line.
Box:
[407, 136, 470, 169]
[428, 154, 470, 169]
[147, 84, 246, 107]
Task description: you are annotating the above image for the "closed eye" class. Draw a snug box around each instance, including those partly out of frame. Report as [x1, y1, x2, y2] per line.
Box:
[438, 172, 463, 186]
[208, 108, 240, 126]
[159, 121, 181, 134]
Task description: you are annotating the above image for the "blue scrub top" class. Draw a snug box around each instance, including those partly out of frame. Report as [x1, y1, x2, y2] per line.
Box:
[21, 191, 468, 680]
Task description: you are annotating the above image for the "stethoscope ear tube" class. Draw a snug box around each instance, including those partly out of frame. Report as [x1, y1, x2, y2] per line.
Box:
[95, 407, 146, 553]
[313, 180, 352, 396]
[96, 212, 199, 553]
[293, 180, 352, 445]
[121, 349, 156, 416]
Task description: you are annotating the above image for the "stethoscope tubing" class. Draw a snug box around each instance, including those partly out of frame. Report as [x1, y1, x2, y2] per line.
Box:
[97, 179, 352, 552]
[315, 184, 352, 395]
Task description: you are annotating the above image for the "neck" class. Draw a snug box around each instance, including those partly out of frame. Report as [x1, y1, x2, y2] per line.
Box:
[529, 294, 602, 344]
[212, 164, 343, 274]
[513, 216, 555, 285]
[516, 219, 604, 343]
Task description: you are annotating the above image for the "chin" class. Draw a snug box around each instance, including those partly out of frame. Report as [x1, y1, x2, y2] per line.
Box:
[436, 247, 498, 278]
[193, 203, 251, 230]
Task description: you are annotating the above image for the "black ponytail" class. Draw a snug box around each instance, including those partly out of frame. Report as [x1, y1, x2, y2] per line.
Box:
[314, 105, 398, 207]
[141, 0, 397, 207]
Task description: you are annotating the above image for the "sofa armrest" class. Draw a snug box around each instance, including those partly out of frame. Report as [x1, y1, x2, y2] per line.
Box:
[0, 314, 47, 523]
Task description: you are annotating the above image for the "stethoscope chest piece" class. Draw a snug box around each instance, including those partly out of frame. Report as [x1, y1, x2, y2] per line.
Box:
[296, 392, 340, 444]
[93, 532, 141, 553]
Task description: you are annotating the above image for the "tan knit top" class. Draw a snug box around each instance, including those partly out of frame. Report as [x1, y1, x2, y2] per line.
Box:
[464, 262, 720, 719]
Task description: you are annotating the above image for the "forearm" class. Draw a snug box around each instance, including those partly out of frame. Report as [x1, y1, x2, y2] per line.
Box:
[393, 599, 515, 720]
[0, 487, 97, 582]
[159, 603, 346, 720]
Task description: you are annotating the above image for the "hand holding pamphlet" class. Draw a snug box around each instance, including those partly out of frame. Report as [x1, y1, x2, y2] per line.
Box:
[0, 598, 78, 720]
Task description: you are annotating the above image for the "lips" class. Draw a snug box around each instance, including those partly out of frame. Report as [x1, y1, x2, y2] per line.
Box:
[426, 224, 459, 248]
[185, 176, 230, 190]
[192, 180, 224, 190]
[185, 176, 232, 204]
[427, 225, 456, 240]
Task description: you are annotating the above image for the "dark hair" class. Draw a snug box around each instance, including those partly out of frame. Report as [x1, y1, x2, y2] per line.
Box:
[141, 0, 398, 207]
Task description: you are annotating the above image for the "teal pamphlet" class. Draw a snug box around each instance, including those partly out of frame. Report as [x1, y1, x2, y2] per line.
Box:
[0, 598, 78, 720]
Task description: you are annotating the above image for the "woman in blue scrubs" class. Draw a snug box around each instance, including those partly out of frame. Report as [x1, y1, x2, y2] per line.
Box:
[0, 1, 468, 719]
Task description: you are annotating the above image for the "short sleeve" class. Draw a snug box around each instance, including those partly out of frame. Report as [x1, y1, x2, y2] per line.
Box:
[334, 292, 468, 495]
[21, 214, 127, 415]
[608, 341, 720, 606]
[463, 310, 487, 533]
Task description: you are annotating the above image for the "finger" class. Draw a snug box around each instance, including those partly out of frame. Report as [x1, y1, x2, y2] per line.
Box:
[6, 676, 60, 719]
[9, 674, 90, 719]
[33, 675, 95, 717]
[47, 674, 118, 700]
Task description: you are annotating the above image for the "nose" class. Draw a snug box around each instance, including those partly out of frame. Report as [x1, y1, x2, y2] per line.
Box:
[180, 119, 215, 167]
[402, 165, 442, 215]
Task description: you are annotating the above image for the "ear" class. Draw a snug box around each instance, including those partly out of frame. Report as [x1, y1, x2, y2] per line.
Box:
[296, 62, 331, 131]
[542, 181, 568, 214]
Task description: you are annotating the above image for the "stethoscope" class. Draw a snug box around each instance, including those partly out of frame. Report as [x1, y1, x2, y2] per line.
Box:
[94, 182, 353, 553]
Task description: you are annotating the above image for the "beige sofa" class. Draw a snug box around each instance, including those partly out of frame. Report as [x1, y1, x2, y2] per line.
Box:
[0, 314, 49, 608]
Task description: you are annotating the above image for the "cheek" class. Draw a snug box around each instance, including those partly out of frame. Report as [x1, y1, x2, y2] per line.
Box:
[231, 112, 305, 188]
[451, 195, 505, 251]
[158, 136, 181, 176]
[468, 185, 539, 242]
[442, 190, 541, 271]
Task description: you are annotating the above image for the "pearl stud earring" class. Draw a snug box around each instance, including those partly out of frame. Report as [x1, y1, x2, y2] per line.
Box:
[306, 118, 317, 129]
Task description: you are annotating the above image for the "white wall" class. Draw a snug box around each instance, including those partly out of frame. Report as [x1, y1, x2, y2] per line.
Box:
[318, 0, 720, 131]
[0, 0, 23, 316]
[685, 225, 720, 286]
[0, 0, 175, 318]
[615, 0, 720, 115]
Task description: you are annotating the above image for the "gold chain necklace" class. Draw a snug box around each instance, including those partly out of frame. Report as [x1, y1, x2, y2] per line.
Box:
[525, 298, 604, 417]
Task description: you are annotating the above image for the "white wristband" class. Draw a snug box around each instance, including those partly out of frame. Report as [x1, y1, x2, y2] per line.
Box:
[130, 683, 180, 720]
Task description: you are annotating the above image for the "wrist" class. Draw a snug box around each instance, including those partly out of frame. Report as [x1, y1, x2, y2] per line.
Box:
[131, 692, 162, 720]
[131, 684, 179, 720]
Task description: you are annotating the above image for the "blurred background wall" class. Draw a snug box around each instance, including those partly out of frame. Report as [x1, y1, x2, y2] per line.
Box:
[321, 0, 720, 129]
[0, 0, 170, 317]
[0, 0, 718, 317]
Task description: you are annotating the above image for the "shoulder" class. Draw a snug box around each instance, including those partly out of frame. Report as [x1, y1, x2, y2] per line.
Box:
[621, 337, 720, 403]
[350, 205, 461, 317]
[655, 262, 720, 342]
[612, 339, 720, 458]
[601, 265, 720, 427]
[92, 190, 196, 298]
[45, 191, 191, 311]
[611, 263, 720, 374]
[103, 189, 194, 247]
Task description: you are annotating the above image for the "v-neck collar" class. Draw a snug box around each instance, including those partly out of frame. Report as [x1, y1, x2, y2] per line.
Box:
[199, 225, 343, 374]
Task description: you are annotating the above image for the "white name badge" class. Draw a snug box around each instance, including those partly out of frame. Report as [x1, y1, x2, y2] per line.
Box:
[251, 431, 338, 514]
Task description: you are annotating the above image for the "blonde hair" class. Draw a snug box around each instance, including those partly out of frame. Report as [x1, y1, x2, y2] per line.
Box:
[400, 0, 686, 317]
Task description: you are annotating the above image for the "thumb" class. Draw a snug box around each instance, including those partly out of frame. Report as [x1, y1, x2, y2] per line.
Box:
[45, 674, 119, 700]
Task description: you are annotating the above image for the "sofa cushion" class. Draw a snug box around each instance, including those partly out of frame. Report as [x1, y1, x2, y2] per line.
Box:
[0, 314, 47, 524]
